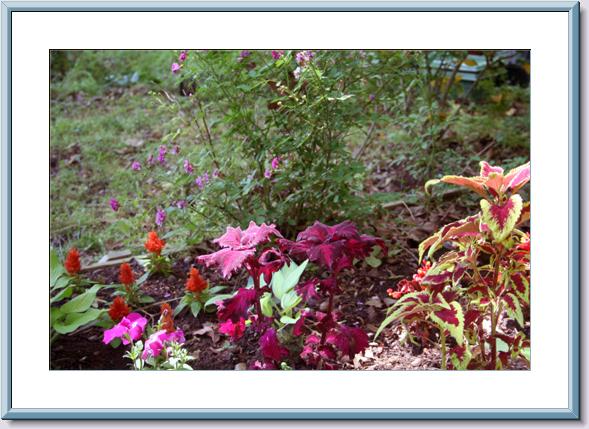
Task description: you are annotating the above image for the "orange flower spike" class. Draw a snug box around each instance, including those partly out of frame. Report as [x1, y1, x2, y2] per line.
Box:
[144, 231, 165, 255]
[185, 267, 208, 294]
[108, 296, 131, 322]
[160, 303, 175, 333]
[119, 263, 135, 286]
[64, 248, 81, 275]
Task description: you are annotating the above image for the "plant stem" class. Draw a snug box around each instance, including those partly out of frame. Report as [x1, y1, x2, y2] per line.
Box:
[252, 272, 263, 319]
[489, 248, 504, 369]
[440, 328, 447, 370]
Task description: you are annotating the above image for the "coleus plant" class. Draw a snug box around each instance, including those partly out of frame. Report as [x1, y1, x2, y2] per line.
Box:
[279, 221, 387, 369]
[174, 267, 231, 317]
[377, 161, 530, 370]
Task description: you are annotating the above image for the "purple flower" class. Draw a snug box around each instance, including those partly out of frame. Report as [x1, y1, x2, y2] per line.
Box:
[178, 50, 187, 62]
[157, 145, 167, 164]
[141, 329, 185, 360]
[295, 50, 315, 67]
[213, 168, 220, 178]
[195, 176, 204, 190]
[183, 159, 193, 174]
[271, 50, 284, 60]
[155, 207, 166, 227]
[109, 198, 120, 212]
[147, 154, 155, 165]
[264, 169, 272, 179]
[369, 94, 376, 102]
[238, 50, 251, 61]
[271, 156, 280, 170]
[202, 172, 210, 183]
[131, 161, 141, 171]
[170, 144, 180, 155]
[103, 313, 148, 345]
[171, 62, 181, 74]
[176, 200, 187, 209]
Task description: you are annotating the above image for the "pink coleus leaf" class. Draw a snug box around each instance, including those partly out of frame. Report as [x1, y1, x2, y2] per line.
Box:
[217, 288, 257, 322]
[480, 194, 523, 242]
[479, 161, 504, 177]
[198, 247, 255, 279]
[214, 221, 282, 250]
[504, 162, 530, 193]
[259, 328, 289, 362]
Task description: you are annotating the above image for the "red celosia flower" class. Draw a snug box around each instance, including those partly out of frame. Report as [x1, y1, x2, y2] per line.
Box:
[144, 231, 165, 255]
[160, 303, 175, 333]
[108, 296, 131, 322]
[119, 263, 135, 286]
[64, 248, 81, 275]
[185, 267, 208, 294]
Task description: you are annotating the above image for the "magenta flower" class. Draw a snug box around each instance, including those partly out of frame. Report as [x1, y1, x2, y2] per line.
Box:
[147, 154, 155, 165]
[141, 329, 185, 360]
[157, 145, 167, 164]
[271, 156, 280, 170]
[368, 94, 376, 102]
[171, 62, 181, 74]
[155, 207, 166, 227]
[178, 50, 187, 62]
[109, 198, 120, 212]
[197, 221, 282, 278]
[264, 169, 272, 179]
[176, 200, 187, 209]
[219, 317, 247, 339]
[271, 50, 284, 60]
[171, 144, 180, 155]
[237, 50, 251, 62]
[103, 313, 148, 345]
[195, 176, 204, 190]
[183, 159, 193, 174]
[131, 161, 141, 171]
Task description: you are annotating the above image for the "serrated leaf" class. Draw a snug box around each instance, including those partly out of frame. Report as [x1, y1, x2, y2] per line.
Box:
[53, 308, 104, 334]
[480, 194, 523, 242]
[430, 301, 464, 346]
[450, 345, 472, 370]
[59, 284, 101, 314]
[503, 293, 524, 326]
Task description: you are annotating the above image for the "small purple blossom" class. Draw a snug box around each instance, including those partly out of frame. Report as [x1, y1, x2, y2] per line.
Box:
[157, 145, 167, 164]
[202, 172, 210, 183]
[155, 208, 166, 227]
[176, 200, 187, 209]
[183, 159, 193, 174]
[109, 198, 120, 212]
[170, 144, 180, 155]
[369, 93, 376, 102]
[195, 176, 204, 190]
[147, 154, 155, 165]
[271, 50, 284, 60]
[212, 168, 220, 178]
[238, 50, 251, 62]
[264, 169, 272, 179]
[178, 50, 187, 62]
[295, 50, 315, 67]
[131, 161, 141, 171]
[171, 62, 181, 74]
[271, 156, 280, 170]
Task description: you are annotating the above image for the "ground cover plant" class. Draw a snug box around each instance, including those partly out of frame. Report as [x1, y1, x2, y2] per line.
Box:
[50, 49, 530, 370]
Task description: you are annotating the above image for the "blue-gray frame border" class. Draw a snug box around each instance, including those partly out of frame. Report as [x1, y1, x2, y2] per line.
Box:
[0, 0, 580, 420]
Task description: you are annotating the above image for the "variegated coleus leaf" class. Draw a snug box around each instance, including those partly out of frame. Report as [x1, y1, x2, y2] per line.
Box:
[429, 298, 465, 346]
[425, 176, 488, 199]
[480, 194, 523, 242]
[375, 291, 430, 339]
[503, 162, 530, 194]
[510, 272, 530, 304]
[502, 293, 525, 326]
[418, 215, 480, 261]
[450, 344, 472, 370]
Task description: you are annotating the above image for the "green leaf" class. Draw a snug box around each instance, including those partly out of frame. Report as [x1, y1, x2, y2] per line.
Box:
[280, 290, 302, 312]
[139, 295, 155, 304]
[260, 292, 274, 317]
[59, 284, 101, 314]
[173, 297, 189, 316]
[271, 259, 308, 300]
[53, 308, 104, 334]
[496, 337, 510, 353]
[207, 285, 226, 295]
[279, 315, 300, 325]
[50, 285, 73, 304]
[429, 301, 465, 346]
[51, 275, 70, 291]
[50, 249, 66, 287]
[503, 293, 524, 326]
[204, 294, 233, 308]
[190, 302, 202, 318]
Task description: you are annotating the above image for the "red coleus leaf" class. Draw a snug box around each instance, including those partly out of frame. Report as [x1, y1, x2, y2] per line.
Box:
[280, 221, 386, 273]
[217, 288, 257, 322]
[464, 309, 481, 327]
[433, 307, 460, 326]
[480, 194, 523, 242]
[296, 279, 320, 302]
[218, 317, 246, 340]
[326, 325, 369, 359]
[259, 328, 289, 362]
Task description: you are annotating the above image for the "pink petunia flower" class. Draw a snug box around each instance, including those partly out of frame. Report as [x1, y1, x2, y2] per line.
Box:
[103, 313, 148, 345]
[141, 329, 185, 360]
